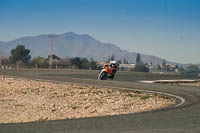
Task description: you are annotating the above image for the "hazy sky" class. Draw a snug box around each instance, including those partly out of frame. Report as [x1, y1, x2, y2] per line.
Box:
[0, 0, 200, 64]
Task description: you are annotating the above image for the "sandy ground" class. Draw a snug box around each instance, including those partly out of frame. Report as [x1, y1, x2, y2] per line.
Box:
[0, 76, 175, 123]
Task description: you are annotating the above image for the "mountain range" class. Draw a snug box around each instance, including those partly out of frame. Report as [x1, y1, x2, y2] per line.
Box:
[0, 32, 184, 66]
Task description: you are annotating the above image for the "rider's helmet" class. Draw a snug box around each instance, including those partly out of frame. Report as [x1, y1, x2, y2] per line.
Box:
[109, 60, 117, 68]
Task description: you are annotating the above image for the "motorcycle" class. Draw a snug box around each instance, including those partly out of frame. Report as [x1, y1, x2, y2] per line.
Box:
[98, 64, 119, 80]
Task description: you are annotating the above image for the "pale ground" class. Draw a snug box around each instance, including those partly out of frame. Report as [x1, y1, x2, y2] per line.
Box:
[0, 76, 175, 123]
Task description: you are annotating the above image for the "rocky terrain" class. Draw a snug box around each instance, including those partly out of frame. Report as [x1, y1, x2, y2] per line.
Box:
[0, 76, 175, 123]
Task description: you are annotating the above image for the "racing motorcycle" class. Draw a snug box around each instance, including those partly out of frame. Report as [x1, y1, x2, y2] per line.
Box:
[98, 61, 119, 80]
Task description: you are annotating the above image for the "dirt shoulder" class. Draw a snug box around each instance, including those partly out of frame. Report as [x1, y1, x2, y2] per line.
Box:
[0, 76, 175, 123]
[178, 82, 200, 87]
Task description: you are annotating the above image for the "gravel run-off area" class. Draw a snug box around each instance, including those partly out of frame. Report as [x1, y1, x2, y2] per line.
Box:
[0, 76, 175, 123]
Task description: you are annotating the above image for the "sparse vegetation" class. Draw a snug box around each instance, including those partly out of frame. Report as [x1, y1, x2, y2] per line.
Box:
[72, 106, 78, 110]
[159, 95, 170, 99]
[133, 91, 142, 94]
[140, 96, 150, 100]
[128, 93, 134, 97]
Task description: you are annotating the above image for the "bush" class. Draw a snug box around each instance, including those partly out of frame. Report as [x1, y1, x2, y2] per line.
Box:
[71, 57, 90, 69]
[31, 56, 48, 68]
[185, 65, 200, 76]
[89, 58, 98, 70]
[131, 62, 149, 72]
[57, 58, 72, 69]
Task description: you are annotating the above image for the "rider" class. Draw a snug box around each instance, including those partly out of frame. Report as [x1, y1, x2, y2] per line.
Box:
[104, 60, 118, 79]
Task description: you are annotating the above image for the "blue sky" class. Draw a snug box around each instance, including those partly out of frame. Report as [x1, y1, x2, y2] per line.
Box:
[0, 0, 200, 64]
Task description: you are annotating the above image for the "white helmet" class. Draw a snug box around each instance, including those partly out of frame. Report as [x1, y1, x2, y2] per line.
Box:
[110, 60, 117, 65]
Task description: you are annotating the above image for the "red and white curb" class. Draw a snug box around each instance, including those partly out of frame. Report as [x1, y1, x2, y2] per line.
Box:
[139, 79, 197, 84]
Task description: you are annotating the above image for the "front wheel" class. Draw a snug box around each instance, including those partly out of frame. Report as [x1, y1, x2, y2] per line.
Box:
[98, 71, 107, 80]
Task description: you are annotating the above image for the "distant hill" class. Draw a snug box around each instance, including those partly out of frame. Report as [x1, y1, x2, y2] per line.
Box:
[0, 42, 8, 56]
[0, 32, 182, 66]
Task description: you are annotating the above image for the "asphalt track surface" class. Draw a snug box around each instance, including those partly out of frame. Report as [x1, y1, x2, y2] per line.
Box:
[0, 69, 200, 133]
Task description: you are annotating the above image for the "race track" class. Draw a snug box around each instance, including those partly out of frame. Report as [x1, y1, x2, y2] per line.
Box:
[0, 69, 200, 133]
